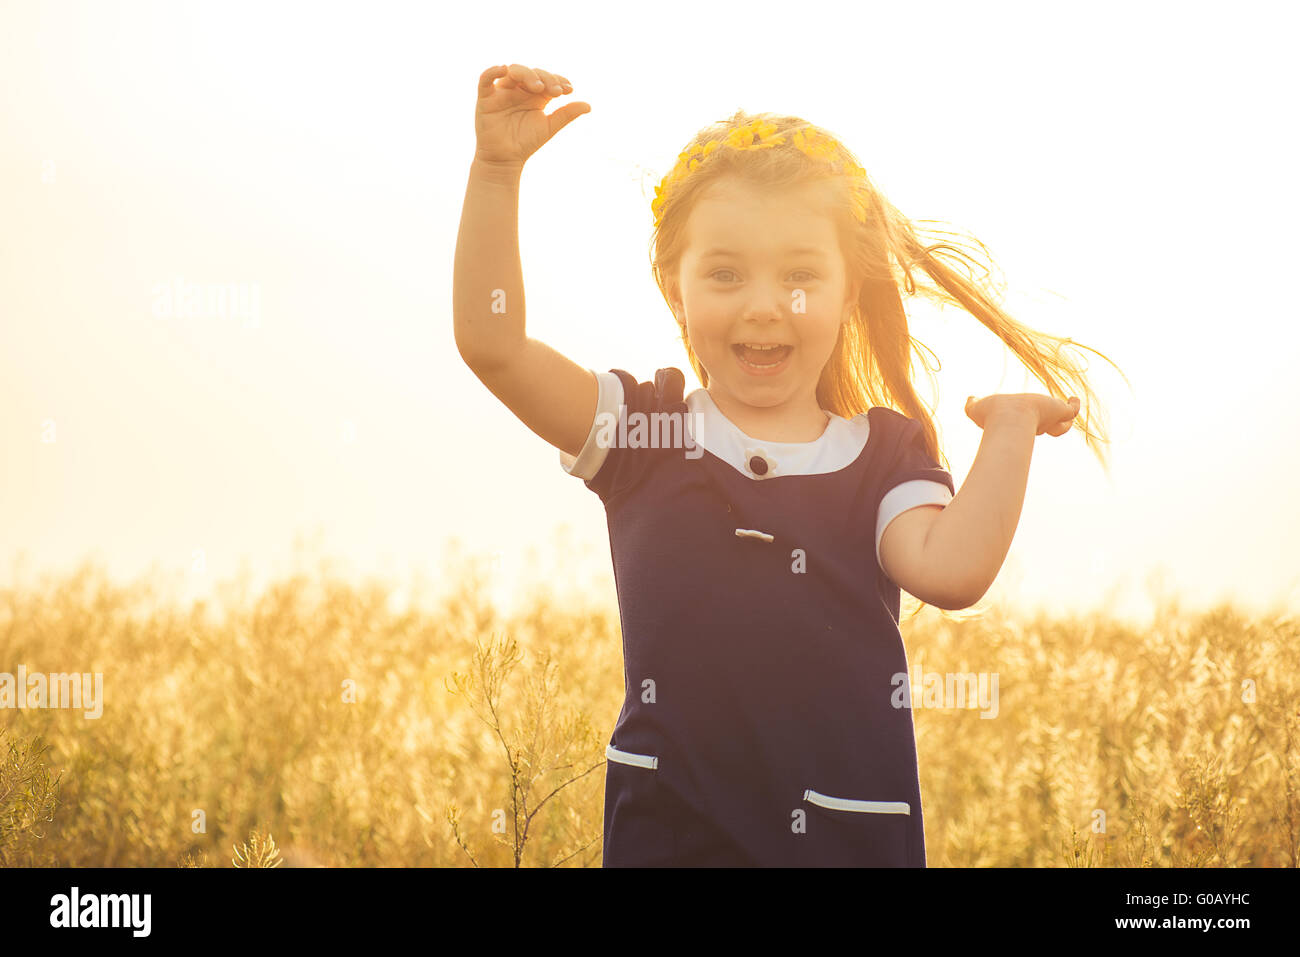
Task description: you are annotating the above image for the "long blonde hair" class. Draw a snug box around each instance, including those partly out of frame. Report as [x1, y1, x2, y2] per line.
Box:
[649, 110, 1124, 478]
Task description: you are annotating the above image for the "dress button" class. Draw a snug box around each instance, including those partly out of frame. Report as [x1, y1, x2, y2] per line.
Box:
[743, 447, 776, 478]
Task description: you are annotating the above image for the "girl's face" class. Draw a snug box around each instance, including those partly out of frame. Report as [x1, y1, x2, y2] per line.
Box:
[670, 178, 860, 438]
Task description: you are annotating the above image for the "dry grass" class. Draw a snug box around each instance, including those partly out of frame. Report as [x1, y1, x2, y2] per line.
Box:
[1, 549, 1295, 866]
[910, 598, 1298, 866]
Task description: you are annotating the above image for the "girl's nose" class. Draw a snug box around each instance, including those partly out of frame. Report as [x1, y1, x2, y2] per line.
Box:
[739, 283, 790, 321]
[741, 299, 785, 323]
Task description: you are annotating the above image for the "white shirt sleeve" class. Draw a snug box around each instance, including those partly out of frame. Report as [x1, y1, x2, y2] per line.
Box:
[559, 371, 625, 480]
[875, 480, 954, 574]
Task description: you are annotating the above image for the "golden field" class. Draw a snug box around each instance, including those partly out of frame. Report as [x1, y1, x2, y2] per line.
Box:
[1, 549, 1296, 868]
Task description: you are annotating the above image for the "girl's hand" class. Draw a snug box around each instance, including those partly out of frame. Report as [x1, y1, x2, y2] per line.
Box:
[474, 63, 590, 169]
[965, 393, 1081, 436]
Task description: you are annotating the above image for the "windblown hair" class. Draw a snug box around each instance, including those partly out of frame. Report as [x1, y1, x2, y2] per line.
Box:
[649, 109, 1123, 479]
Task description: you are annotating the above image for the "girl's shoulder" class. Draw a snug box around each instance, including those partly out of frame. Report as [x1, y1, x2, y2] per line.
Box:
[865, 406, 954, 497]
[556, 366, 690, 502]
[616, 366, 687, 412]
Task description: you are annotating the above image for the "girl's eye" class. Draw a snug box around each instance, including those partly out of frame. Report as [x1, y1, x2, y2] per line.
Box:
[709, 269, 818, 282]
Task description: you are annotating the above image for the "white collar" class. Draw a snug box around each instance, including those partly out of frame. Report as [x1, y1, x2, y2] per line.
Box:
[684, 388, 872, 480]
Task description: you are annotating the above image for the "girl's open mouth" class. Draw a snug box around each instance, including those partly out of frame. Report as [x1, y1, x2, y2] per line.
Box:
[733, 343, 793, 375]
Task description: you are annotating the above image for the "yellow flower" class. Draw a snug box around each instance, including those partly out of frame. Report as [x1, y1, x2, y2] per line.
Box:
[723, 119, 783, 151]
[724, 126, 752, 149]
[792, 128, 839, 163]
[651, 123, 866, 226]
[748, 119, 783, 148]
[851, 189, 869, 223]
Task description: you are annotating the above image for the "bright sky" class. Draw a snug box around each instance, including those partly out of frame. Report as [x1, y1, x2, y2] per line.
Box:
[2, 0, 1298, 627]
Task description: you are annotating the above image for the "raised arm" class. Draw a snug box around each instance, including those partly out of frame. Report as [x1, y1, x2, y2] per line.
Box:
[881, 393, 1080, 608]
[453, 64, 596, 458]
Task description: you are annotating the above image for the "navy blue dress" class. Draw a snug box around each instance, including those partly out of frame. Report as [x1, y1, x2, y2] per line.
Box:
[559, 367, 955, 867]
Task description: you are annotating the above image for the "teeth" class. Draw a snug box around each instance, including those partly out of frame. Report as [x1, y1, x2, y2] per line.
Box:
[742, 343, 783, 350]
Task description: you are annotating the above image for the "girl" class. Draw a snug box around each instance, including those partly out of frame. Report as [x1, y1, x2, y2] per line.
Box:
[454, 63, 1118, 867]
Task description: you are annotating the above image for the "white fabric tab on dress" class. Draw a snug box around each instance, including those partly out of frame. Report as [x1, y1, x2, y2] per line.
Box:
[735, 528, 775, 543]
[559, 371, 872, 482]
[685, 387, 871, 480]
[803, 789, 911, 815]
[875, 481, 954, 573]
[559, 371, 625, 480]
[606, 744, 658, 769]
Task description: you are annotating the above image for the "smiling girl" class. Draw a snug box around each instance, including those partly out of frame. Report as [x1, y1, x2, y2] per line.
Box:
[454, 63, 1118, 867]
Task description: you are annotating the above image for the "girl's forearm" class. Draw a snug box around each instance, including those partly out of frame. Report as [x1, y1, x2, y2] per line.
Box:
[453, 160, 528, 371]
[922, 407, 1040, 606]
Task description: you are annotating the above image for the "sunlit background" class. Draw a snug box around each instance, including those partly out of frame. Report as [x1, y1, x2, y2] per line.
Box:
[3, 0, 1298, 627]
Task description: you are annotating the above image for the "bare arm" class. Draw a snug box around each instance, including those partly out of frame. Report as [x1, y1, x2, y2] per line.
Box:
[920, 408, 1038, 606]
[881, 394, 1079, 608]
[453, 64, 596, 458]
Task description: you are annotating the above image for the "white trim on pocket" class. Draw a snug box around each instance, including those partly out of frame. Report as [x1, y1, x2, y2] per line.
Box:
[803, 789, 910, 815]
[607, 744, 658, 770]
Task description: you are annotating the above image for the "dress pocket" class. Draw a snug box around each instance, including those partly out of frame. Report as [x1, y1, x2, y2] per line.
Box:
[802, 789, 909, 816]
[801, 787, 913, 866]
[602, 744, 674, 867]
[606, 744, 659, 769]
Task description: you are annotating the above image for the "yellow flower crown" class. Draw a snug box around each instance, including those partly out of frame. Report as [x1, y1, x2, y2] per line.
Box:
[651, 118, 871, 227]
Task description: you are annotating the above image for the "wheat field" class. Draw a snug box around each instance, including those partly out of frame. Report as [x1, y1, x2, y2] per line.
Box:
[1, 549, 1296, 868]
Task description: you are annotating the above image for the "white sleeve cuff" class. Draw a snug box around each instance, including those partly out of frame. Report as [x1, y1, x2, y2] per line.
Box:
[875, 480, 954, 573]
[559, 371, 625, 480]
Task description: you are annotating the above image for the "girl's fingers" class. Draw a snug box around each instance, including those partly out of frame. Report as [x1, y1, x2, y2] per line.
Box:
[1050, 399, 1080, 436]
[496, 64, 570, 97]
[535, 69, 558, 93]
[503, 63, 540, 92]
[534, 68, 569, 96]
[477, 64, 509, 97]
[519, 65, 551, 94]
[962, 393, 1077, 434]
